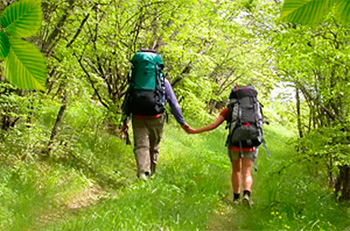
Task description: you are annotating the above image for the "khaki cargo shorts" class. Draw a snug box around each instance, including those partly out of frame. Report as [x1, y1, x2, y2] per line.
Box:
[228, 148, 258, 162]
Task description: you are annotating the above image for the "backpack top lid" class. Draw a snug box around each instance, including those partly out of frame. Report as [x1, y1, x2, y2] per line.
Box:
[130, 50, 164, 90]
[229, 85, 257, 99]
[131, 50, 164, 67]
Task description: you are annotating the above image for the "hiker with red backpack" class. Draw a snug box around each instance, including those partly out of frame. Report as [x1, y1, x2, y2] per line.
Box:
[122, 49, 191, 181]
[187, 85, 270, 207]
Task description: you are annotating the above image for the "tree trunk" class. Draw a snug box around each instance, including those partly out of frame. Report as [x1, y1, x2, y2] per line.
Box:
[296, 87, 303, 138]
[328, 154, 335, 188]
[1, 115, 11, 130]
[335, 165, 350, 201]
[45, 95, 67, 155]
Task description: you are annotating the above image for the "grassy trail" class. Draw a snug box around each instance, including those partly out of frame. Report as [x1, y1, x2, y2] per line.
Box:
[204, 125, 296, 230]
[3, 121, 350, 230]
[36, 122, 297, 230]
[36, 122, 232, 230]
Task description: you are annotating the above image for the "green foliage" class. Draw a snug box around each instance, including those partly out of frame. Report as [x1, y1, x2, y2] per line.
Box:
[336, 0, 350, 26]
[1, 97, 349, 230]
[281, 0, 333, 25]
[9, 120, 345, 231]
[47, 0, 277, 121]
[5, 37, 47, 90]
[0, 0, 47, 90]
[0, 31, 9, 58]
[40, 122, 230, 230]
[298, 126, 350, 166]
[246, 125, 350, 230]
[0, 97, 134, 230]
[175, 77, 214, 123]
[52, 101, 135, 187]
[1, 0, 42, 37]
[274, 0, 350, 197]
[1, 0, 349, 230]
[281, 0, 350, 27]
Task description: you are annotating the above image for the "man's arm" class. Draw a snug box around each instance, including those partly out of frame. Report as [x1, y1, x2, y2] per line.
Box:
[164, 78, 186, 126]
[164, 78, 196, 133]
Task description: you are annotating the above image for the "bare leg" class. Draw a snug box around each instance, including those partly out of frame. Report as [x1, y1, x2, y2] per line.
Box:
[242, 158, 253, 191]
[231, 159, 242, 194]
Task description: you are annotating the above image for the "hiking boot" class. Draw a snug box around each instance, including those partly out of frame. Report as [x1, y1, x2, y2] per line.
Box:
[242, 194, 252, 207]
[233, 199, 240, 205]
[139, 172, 148, 181]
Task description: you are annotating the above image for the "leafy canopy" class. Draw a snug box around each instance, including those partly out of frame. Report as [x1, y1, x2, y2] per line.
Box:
[0, 0, 46, 91]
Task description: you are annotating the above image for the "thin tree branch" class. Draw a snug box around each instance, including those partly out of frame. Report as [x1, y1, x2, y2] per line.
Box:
[66, 13, 90, 48]
[74, 53, 109, 109]
[42, 0, 75, 54]
[297, 82, 346, 127]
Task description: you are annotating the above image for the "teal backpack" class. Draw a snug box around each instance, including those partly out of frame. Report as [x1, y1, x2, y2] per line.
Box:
[124, 49, 166, 116]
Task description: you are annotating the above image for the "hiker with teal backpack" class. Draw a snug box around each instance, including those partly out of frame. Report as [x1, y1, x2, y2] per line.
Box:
[122, 49, 191, 181]
[187, 85, 270, 206]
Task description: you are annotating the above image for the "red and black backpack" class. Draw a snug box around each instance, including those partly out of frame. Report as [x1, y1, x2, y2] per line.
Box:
[226, 85, 270, 157]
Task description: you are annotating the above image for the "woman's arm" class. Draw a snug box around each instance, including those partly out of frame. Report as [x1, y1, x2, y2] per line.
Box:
[189, 115, 225, 134]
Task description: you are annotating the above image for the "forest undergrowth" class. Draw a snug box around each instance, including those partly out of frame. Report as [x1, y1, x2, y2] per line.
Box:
[0, 102, 349, 230]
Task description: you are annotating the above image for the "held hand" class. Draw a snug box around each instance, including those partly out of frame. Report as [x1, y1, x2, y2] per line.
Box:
[181, 124, 197, 134]
[121, 124, 129, 133]
[181, 124, 189, 132]
[186, 127, 197, 134]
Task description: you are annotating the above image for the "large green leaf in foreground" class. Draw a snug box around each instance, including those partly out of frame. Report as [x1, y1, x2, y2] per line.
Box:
[335, 0, 350, 27]
[0, 0, 42, 38]
[0, 31, 10, 59]
[281, 0, 333, 25]
[5, 38, 47, 91]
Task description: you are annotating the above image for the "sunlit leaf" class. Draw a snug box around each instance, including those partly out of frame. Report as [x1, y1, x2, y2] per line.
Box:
[335, 0, 350, 27]
[0, 0, 42, 38]
[0, 31, 10, 59]
[4, 37, 47, 90]
[281, 0, 333, 25]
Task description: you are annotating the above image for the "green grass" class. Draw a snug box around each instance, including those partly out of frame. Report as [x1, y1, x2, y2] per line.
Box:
[0, 162, 91, 231]
[250, 124, 350, 230]
[1, 105, 349, 230]
[39, 122, 231, 230]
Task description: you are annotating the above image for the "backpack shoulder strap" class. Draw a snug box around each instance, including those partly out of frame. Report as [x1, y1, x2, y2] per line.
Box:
[226, 98, 238, 121]
[261, 139, 271, 157]
[225, 99, 239, 146]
